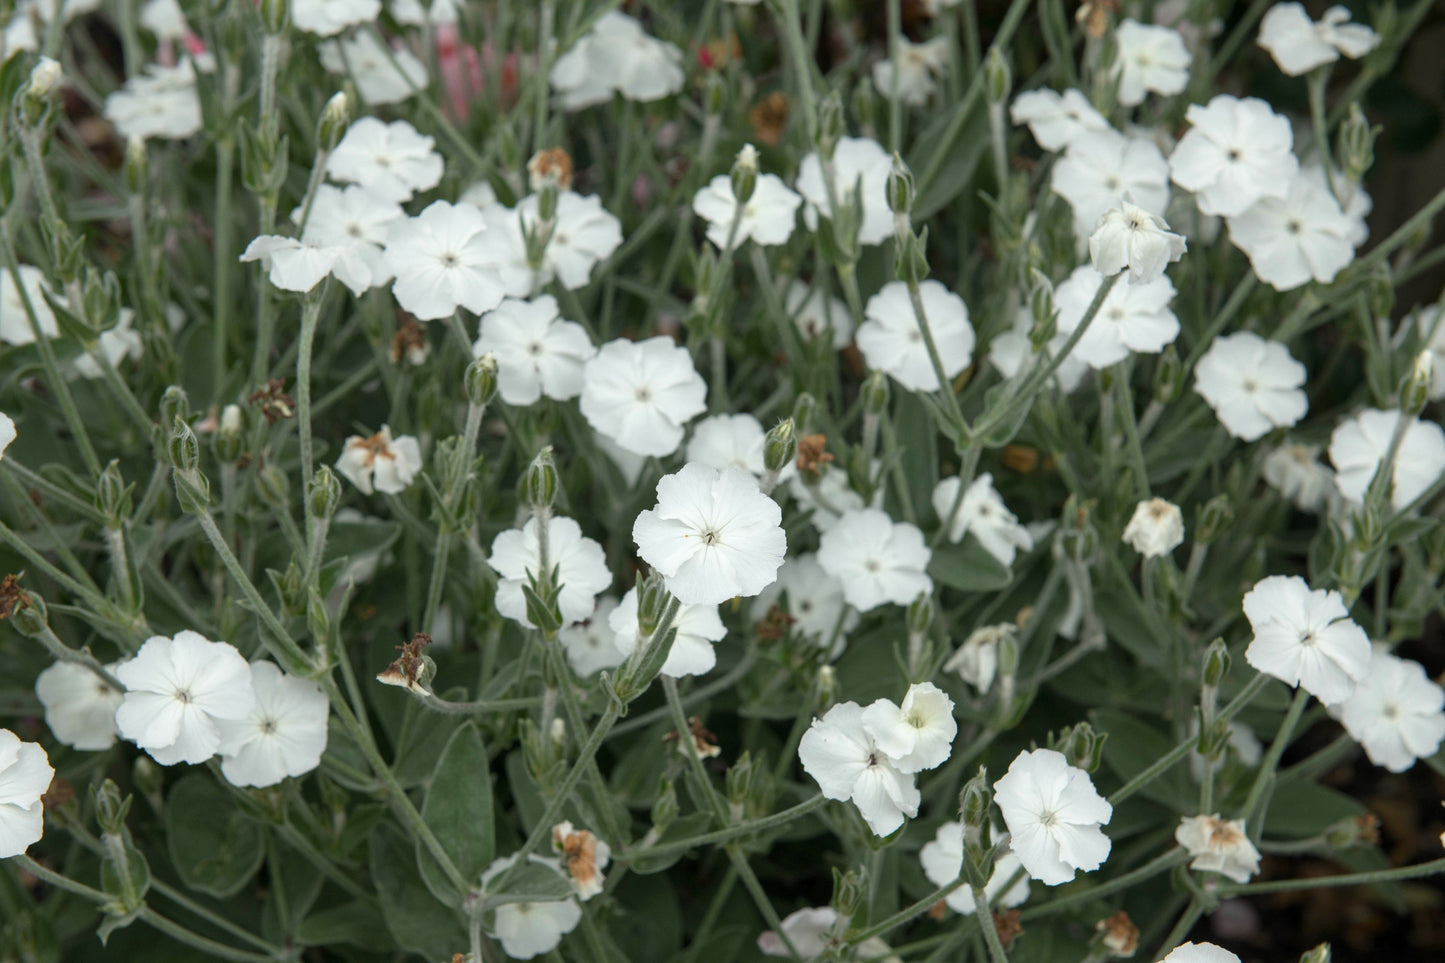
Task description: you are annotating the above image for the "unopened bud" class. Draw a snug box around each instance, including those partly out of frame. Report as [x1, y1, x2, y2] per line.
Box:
[1298, 944, 1332, 963]
[214, 404, 245, 463]
[1153, 345, 1183, 403]
[317, 92, 350, 152]
[1367, 265, 1394, 320]
[907, 593, 933, 636]
[730, 143, 759, 206]
[123, 136, 148, 194]
[93, 780, 131, 835]
[8, 587, 47, 637]
[96, 460, 133, 523]
[158, 385, 190, 427]
[886, 153, 915, 217]
[764, 418, 796, 474]
[259, 0, 288, 34]
[1194, 493, 1232, 544]
[309, 465, 341, 522]
[520, 447, 559, 511]
[791, 393, 817, 434]
[636, 571, 669, 637]
[17, 56, 61, 126]
[817, 91, 845, 159]
[465, 354, 498, 407]
[726, 750, 756, 807]
[1053, 721, 1107, 773]
[703, 71, 726, 116]
[167, 417, 199, 473]
[861, 370, 890, 415]
[851, 77, 875, 131]
[984, 47, 1012, 106]
[651, 778, 678, 832]
[1337, 103, 1375, 184]
[959, 767, 992, 831]
[1202, 638, 1230, 688]
[831, 866, 866, 919]
[816, 664, 838, 710]
[1400, 350, 1433, 417]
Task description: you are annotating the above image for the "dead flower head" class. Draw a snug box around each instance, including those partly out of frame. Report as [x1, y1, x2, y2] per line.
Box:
[248, 379, 295, 424]
[377, 633, 434, 694]
[552, 820, 611, 900]
[1096, 910, 1139, 957]
[664, 715, 721, 759]
[795, 434, 834, 475]
[0, 573, 30, 620]
[528, 147, 575, 192]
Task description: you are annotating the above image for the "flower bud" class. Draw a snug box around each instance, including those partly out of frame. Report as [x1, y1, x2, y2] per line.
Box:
[817, 90, 845, 159]
[306, 587, 330, 648]
[8, 585, 47, 637]
[158, 385, 190, 428]
[519, 446, 559, 512]
[309, 465, 341, 522]
[959, 766, 992, 831]
[123, 136, 148, 195]
[636, 571, 670, 638]
[851, 77, 875, 132]
[907, 592, 933, 637]
[764, 418, 796, 475]
[886, 153, 915, 218]
[651, 777, 678, 832]
[730, 143, 759, 207]
[96, 460, 133, 524]
[1202, 637, 1231, 688]
[1400, 350, 1433, 417]
[726, 750, 756, 807]
[527, 147, 574, 193]
[536, 182, 559, 224]
[861, 370, 890, 416]
[213, 404, 245, 463]
[1053, 721, 1107, 773]
[815, 664, 838, 711]
[1194, 493, 1232, 545]
[830, 866, 867, 920]
[1298, 945, 1331, 963]
[1367, 265, 1394, 320]
[984, 47, 1012, 106]
[16, 56, 61, 126]
[317, 92, 350, 152]
[791, 393, 817, 435]
[1337, 103, 1375, 184]
[93, 781, 132, 836]
[256, 464, 290, 508]
[464, 353, 498, 407]
[703, 71, 727, 116]
[167, 417, 199, 474]
[259, 0, 288, 34]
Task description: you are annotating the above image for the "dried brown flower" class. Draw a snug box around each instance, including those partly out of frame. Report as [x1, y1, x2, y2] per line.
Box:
[248, 379, 295, 424]
[993, 909, 1023, 949]
[1096, 910, 1139, 957]
[1076, 0, 1119, 39]
[528, 147, 575, 191]
[0, 573, 30, 620]
[795, 434, 834, 475]
[750, 92, 790, 147]
[389, 319, 428, 366]
[377, 633, 433, 694]
[664, 715, 721, 759]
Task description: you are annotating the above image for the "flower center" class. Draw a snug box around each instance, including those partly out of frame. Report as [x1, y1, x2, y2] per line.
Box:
[864, 558, 882, 573]
[440, 251, 460, 267]
[1039, 808, 1059, 829]
[1105, 176, 1121, 191]
[260, 718, 278, 735]
[174, 687, 194, 704]
[1286, 220, 1303, 235]
[373, 154, 392, 168]
[634, 386, 653, 402]
[346, 223, 363, 238]
[905, 709, 927, 729]
[1227, 148, 1242, 162]
[1108, 307, 1125, 321]
[1299, 630, 1318, 647]
[527, 341, 544, 357]
[1242, 377, 1258, 393]
[700, 529, 720, 545]
[1382, 704, 1399, 720]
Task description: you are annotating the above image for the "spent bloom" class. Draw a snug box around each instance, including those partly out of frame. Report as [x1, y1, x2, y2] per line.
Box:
[480, 856, 581, 959]
[1168, 96, 1298, 218]
[217, 662, 329, 788]
[919, 821, 1032, 915]
[1010, 87, 1109, 151]
[114, 631, 257, 766]
[1174, 815, 1261, 883]
[382, 200, 508, 319]
[1089, 199, 1187, 284]
[327, 117, 444, 203]
[857, 280, 975, 392]
[1112, 20, 1191, 107]
[580, 337, 707, 458]
[1328, 408, 1445, 511]
[932, 473, 1033, 567]
[489, 516, 613, 629]
[1257, 3, 1380, 76]
[692, 169, 802, 250]
[551, 821, 611, 900]
[797, 136, 896, 247]
[549, 11, 684, 110]
[1227, 171, 1358, 291]
[610, 587, 727, 678]
[34, 661, 123, 750]
[1122, 497, 1185, 558]
[1053, 129, 1171, 238]
[334, 426, 423, 495]
[817, 509, 932, 612]
[633, 464, 787, 606]
[798, 701, 920, 836]
[994, 748, 1113, 886]
[0, 729, 53, 859]
[1331, 649, 1445, 773]
[1242, 574, 1370, 705]
[1194, 332, 1309, 441]
[861, 682, 957, 773]
[473, 295, 595, 406]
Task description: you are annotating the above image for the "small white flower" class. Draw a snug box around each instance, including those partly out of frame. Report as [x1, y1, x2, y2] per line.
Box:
[1052, 129, 1171, 238]
[692, 172, 802, 250]
[1242, 574, 1370, 705]
[797, 136, 896, 247]
[759, 907, 899, 961]
[1161, 943, 1241, 963]
[817, 509, 932, 613]
[1188, 717, 1262, 783]
[35, 661, 123, 750]
[609, 586, 727, 678]
[383, 201, 508, 319]
[479, 856, 582, 959]
[103, 60, 202, 140]
[1227, 171, 1357, 291]
[0, 263, 57, 346]
[1113, 20, 1191, 107]
[549, 11, 684, 110]
[1258, 3, 1380, 76]
[633, 464, 787, 607]
[1009, 87, 1109, 152]
[474, 295, 595, 406]
[0, 728, 53, 859]
[789, 462, 875, 532]
[944, 624, 1014, 694]
[1089, 199, 1187, 284]
[1262, 443, 1333, 511]
[334, 425, 423, 495]
[319, 31, 426, 104]
[686, 413, 768, 479]
[1053, 264, 1179, 369]
[580, 337, 707, 458]
[920, 821, 1031, 915]
[290, 0, 381, 36]
[139, 0, 190, 39]
[1328, 408, 1445, 512]
[390, 0, 460, 24]
[994, 748, 1113, 886]
[932, 473, 1034, 567]
[71, 309, 143, 380]
[114, 631, 258, 766]
[551, 821, 611, 901]
[988, 306, 1091, 393]
[327, 117, 443, 203]
[1331, 649, 1445, 773]
[749, 554, 858, 647]
[871, 36, 950, 106]
[858, 280, 975, 392]
[861, 683, 957, 773]
[0, 412, 15, 461]
[1174, 814, 1261, 883]
[1194, 332, 1308, 441]
[1169, 95, 1298, 218]
[785, 280, 855, 349]
[1122, 497, 1185, 558]
[558, 597, 625, 677]
[216, 662, 328, 788]
[489, 516, 613, 629]
[5, 9, 39, 60]
[517, 191, 625, 290]
[1398, 304, 1445, 400]
[798, 701, 921, 836]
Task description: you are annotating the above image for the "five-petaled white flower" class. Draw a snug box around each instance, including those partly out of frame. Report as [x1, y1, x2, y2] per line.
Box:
[114, 631, 257, 766]
[920, 821, 1032, 915]
[1331, 648, 1445, 773]
[693, 170, 802, 251]
[994, 749, 1113, 886]
[686, 413, 770, 479]
[35, 661, 123, 750]
[1328, 408, 1445, 512]
[1054, 264, 1180, 369]
[1052, 129, 1171, 239]
[474, 295, 595, 406]
[558, 597, 625, 678]
[383, 200, 509, 319]
[1174, 814, 1261, 883]
[1113, 20, 1191, 107]
[1258, 3, 1380, 76]
[580, 336, 707, 458]
[633, 463, 787, 606]
[1010, 87, 1110, 152]
[0, 728, 53, 859]
[871, 36, 950, 106]
[785, 280, 855, 349]
[1242, 574, 1370, 705]
[1228, 170, 1358, 291]
[858, 280, 975, 392]
[1169, 96, 1298, 218]
[798, 701, 921, 836]
[319, 31, 426, 104]
[797, 136, 896, 247]
[817, 509, 933, 612]
[103, 59, 202, 140]
[1122, 497, 1186, 558]
[0, 263, 58, 346]
[1262, 443, 1333, 512]
[334, 425, 423, 495]
[1195, 332, 1309, 441]
[489, 516, 613, 629]
[216, 662, 329, 788]
[932, 473, 1034, 567]
[1090, 199, 1187, 284]
[861, 682, 957, 774]
[549, 11, 685, 110]
[327, 117, 443, 203]
[1161, 943, 1241, 963]
[609, 586, 727, 678]
[480, 855, 582, 959]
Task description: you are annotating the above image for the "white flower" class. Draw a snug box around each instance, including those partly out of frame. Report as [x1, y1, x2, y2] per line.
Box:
[383, 201, 508, 319]
[692, 172, 802, 250]
[0, 729, 53, 859]
[474, 296, 594, 405]
[71, 309, 143, 379]
[817, 509, 932, 612]
[549, 11, 684, 110]
[1332, 649, 1445, 773]
[1329, 408, 1445, 511]
[489, 516, 613, 629]
[290, 0, 380, 36]
[216, 662, 328, 788]
[749, 554, 858, 647]
[759, 907, 900, 961]
[139, 0, 189, 39]
[797, 137, 896, 247]
[1010, 87, 1109, 151]
[558, 597, 625, 677]
[1400, 304, 1445, 400]
[390, 0, 460, 24]
[1122, 497, 1185, 557]
[944, 624, 1015, 694]
[858, 280, 975, 392]
[988, 306, 1090, 393]
[610, 586, 727, 677]
[1258, 3, 1380, 76]
[1113, 20, 1191, 106]
[34, 661, 123, 750]
[551, 821, 611, 900]
[633, 464, 787, 606]
[114, 631, 257, 766]
[0, 412, 14, 461]
[785, 280, 854, 349]
[920, 821, 1031, 914]
[687, 413, 769, 479]
[242, 182, 404, 297]
[580, 337, 707, 458]
[480, 856, 582, 959]
[1262, 443, 1333, 511]
[1161, 943, 1241, 963]
[240, 235, 362, 295]
[1227, 171, 1357, 291]
[1188, 717, 1262, 782]
[103, 60, 201, 140]
[4, 6, 39, 60]
[327, 117, 443, 203]
[517, 191, 624, 289]
[319, 32, 426, 104]
[1052, 129, 1171, 238]
[1242, 574, 1371, 705]
[861, 683, 957, 773]
[1053, 264, 1179, 369]
[334, 425, 423, 495]
[789, 463, 875, 532]
[1302, 163, 1371, 246]
[932, 473, 1034, 567]
[798, 701, 921, 836]
[994, 748, 1113, 886]
[1169, 96, 1298, 218]
[0, 263, 57, 346]
[1174, 814, 1261, 883]
[1194, 332, 1309, 441]
[1089, 199, 1187, 284]
[871, 36, 950, 106]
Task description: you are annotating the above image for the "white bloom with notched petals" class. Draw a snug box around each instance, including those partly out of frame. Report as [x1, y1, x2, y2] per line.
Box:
[1174, 814, 1261, 883]
[633, 464, 787, 606]
[1089, 199, 1187, 284]
[35, 661, 123, 750]
[1262, 443, 1333, 511]
[871, 36, 950, 106]
[1054, 264, 1180, 369]
[692, 172, 802, 250]
[798, 701, 921, 836]
[327, 117, 443, 203]
[1329, 408, 1445, 512]
[1113, 20, 1191, 107]
[610, 587, 727, 678]
[474, 295, 594, 406]
[1331, 649, 1445, 773]
[1195, 332, 1308, 441]
[759, 907, 900, 961]
[489, 516, 613, 629]
[549, 11, 684, 110]
[383, 201, 508, 319]
[479, 856, 582, 959]
[580, 337, 707, 458]
[785, 280, 855, 349]
[687, 414, 767, 478]
[334, 426, 423, 495]
[1162, 943, 1240, 963]
[862, 682, 957, 773]
[216, 662, 328, 788]
[290, 0, 380, 36]
[1009, 87, 1109, 151]
[1122, 498, 1185, 557]
[319, 32, 425, 104]
[103, 60, 201, 140]
[994, 748, 1112, 886]
[0, 264, 58, 346]
[1169, 96, 1298, 218]
[797, 136, 896, 247]
[0, 729, 53, 859]
[1228, 171, 1357, 291]
[858, 280, 975, 392]
[1242, 574, 1370, 705]
[817, 509, 932, 612]
[558, 597, 625, 677]
[1258, 3, 1379, 76]
[1052, 129, 1171, 238]
[920, 821, 1031, 914]
[932, 473, 1033, 567]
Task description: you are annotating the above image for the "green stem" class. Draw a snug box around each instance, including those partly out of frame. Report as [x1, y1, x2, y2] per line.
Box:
[415, 692, 542, 715]
[1220, 856, 1445, 896]
[1240, 687, 1310, 837]
[1019, 848, 1189, 922]
[1153, 899, 1204, 961]
[975, 884, 1011, 963]
[624, 794, 829, 862]
[212, 62, 240, 400]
